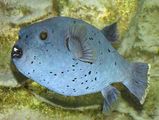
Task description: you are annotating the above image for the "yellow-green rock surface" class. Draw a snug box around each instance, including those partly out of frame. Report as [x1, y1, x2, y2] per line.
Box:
[0, 0, 159, 120]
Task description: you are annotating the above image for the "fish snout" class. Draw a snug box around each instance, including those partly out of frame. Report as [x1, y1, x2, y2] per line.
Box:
[11, 45, 23, 59]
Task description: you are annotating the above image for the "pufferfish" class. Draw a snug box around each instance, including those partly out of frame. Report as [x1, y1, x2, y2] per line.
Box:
[11, 17, 150, 112]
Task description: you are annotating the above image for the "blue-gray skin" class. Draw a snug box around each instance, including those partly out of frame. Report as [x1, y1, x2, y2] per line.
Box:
[11, 17, 149, 112]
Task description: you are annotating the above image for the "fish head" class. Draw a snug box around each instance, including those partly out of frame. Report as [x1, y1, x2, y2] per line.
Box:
[11, 19, 64, 79]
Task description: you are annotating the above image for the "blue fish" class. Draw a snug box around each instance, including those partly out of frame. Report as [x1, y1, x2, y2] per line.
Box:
[11, 17, 150, 112]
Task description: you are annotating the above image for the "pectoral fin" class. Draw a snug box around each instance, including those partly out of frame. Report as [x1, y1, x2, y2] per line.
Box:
[65, 24, 95, 63]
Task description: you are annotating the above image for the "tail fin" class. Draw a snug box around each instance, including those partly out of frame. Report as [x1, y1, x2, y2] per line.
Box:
[122, 62, 150, 104]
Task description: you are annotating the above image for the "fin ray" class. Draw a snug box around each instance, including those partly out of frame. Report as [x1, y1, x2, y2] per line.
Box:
[122, 62, 150, 104]
[101, 22, 118, 43]
[101, 85, 120, 112]
[66, 24, 95, 63]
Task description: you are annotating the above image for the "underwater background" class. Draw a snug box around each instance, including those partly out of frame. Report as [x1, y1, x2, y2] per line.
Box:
[0, 0, 159, 120]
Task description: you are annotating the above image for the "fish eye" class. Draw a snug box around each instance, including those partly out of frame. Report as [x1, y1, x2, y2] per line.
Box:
[39, 31, 48, 40]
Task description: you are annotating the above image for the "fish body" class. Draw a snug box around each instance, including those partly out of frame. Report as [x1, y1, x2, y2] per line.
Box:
[11, 17, 149, 111]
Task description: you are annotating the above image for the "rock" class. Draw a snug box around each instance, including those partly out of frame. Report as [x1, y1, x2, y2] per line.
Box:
[0, 71, 20, 87]
[0, 0, 52, 29]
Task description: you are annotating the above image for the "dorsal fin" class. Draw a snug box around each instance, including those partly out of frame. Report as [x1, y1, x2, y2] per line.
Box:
[101, 22, 118, 43]
[65, 24, 95, 64]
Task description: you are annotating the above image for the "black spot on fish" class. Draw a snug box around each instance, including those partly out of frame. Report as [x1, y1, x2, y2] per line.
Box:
[54, 74, 57, 76]
[72, 69, 75, 71]
[88, 71, 91, 75]
[76, 62, 78, 65]
[84, 74, 87, 77]
[31, 61, 33, 64]
[61, 71, 64, 74]
[46, 49, 48, 52]
[39, 62, 41, 64]
[85, 80, 88, 82]
[26, 35, 28, 38]
[33, 70, 35, 72]
[80, 69, 82, 71]
[91, 80, 93, 82]
[81, 82, 84, 84]
[73, 88, 76, 92]
[115, 62, 117, 66]
[72, 78, 77, 82]
[89, 37, 93, 40]
[95, 77, 97, 81]
[27, 72, 30, 75]
[72, 65, 75, 67]
[67, 85, 69, 87]
[96, 72, 98, 74]
[135, 80, 139, 84]
[98, 41, 101, 44]
[33, 56, 36, 60]
[43, 79, 46, 81]
[108, 49, 111, 52]
[86, 87, 89, 89]
[67, 70, 69, 72]
[50, 72, 53, 74]
[73, 20, 76, 24]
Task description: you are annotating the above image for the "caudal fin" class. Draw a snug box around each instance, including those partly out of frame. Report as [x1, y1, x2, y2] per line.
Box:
[122, 62, 150, 104]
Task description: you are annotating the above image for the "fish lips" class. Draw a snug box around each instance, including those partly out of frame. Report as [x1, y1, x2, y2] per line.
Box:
[11, 45, 23, 59]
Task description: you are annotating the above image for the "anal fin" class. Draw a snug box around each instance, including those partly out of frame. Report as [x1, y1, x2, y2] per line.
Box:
[101, 85, 120, 112]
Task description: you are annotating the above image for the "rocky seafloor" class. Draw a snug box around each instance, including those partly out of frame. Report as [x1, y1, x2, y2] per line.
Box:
[0, 0, 159, 120]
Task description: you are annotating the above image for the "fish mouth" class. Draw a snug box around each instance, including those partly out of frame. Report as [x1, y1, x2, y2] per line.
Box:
[11, 45, 23, 59]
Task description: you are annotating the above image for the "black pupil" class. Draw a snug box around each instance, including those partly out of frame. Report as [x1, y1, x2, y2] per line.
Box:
[40, 31, 47, 40]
